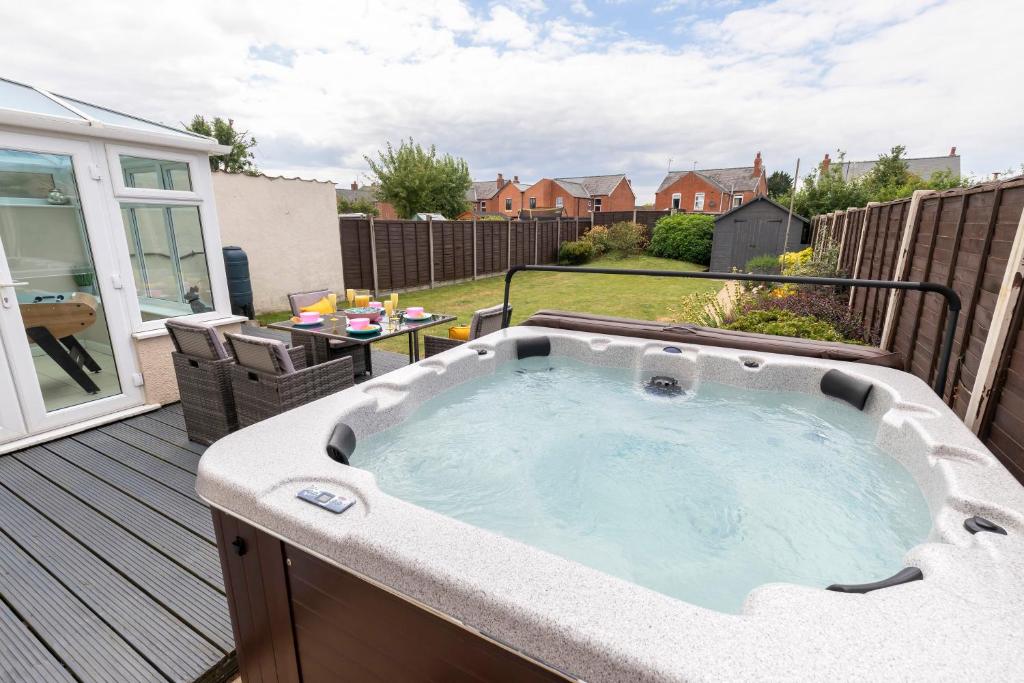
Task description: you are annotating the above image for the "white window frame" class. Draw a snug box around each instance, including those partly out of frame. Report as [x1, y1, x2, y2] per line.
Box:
[694, 192, 705, 211]
[106, 145, 201, 202]
[732, 194, 743, 208]
[480, 201, 486, 211]
[103, 143, 232, 333]
[593, 198, 602, 212]
[671, 193, 681, 210]
[555, 196, 563, 208]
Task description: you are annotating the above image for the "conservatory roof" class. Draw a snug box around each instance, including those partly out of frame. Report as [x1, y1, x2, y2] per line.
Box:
[0, 77, 230, 153]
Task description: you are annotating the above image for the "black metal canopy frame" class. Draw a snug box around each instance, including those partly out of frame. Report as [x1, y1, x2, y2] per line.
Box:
[501, 264, 961, 396]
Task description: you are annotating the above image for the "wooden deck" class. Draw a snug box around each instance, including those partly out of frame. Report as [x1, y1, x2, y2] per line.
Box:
[0, 405, 236, 683]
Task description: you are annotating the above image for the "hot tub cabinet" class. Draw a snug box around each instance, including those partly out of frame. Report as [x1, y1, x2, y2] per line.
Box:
[212, 511, 566, 681]
[199, 327, 1024, 682]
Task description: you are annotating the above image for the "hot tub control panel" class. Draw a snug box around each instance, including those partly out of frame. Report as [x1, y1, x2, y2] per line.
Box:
[297, 487, 356, 514]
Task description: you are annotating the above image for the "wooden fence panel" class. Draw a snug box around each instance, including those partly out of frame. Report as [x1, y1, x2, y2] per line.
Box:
[341, 217, 587, 291]
[339, 219, 373, 289]
[476, 221, 508, 276]
[979, 284, 1024, 481]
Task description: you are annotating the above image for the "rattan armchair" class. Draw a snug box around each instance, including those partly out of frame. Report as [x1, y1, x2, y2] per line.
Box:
[225, 332, 353, 427]
[423, 304, 511, 358]
[165, 319, 238, 445]
[287, 289, 369, 375]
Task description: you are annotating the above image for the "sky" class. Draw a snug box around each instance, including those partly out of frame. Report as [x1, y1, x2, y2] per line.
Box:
[2, 0, 1023, 203]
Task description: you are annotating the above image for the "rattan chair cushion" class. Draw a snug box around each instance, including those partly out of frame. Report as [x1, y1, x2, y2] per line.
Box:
[225, 333, 296, 374]
[165, 319, 229, 360]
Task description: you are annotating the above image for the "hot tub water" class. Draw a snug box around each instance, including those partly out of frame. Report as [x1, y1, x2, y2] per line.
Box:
[353, 357, 932, 613]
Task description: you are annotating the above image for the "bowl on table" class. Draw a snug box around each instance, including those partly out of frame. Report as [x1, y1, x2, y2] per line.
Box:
[348, 317, 371, 331]
[344, 307, 382, 323]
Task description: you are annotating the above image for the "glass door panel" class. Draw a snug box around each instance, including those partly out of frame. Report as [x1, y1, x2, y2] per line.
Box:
[0, 148, 122, 412]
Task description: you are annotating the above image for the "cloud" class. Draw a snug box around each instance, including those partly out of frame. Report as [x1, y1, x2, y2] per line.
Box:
[570, 0, 594, 18]
[474, 5, 535, 48]
[2, 0, 1021, 201]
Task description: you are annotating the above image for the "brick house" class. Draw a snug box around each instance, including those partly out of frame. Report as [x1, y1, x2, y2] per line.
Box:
[336, 181, 397, 218]
[654, 153, 767, 214]
[464, 173, 531, 217]
[522, 174, 635, 217]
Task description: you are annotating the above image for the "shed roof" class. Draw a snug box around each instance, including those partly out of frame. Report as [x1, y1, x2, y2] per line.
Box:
[713, 195, 809, 224]
[658, 166, 761, 194]
[0, 76, 228, 153]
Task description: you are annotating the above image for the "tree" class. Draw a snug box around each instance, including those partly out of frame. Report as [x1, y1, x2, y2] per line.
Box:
[364, 139, 471, 219]
[785, 151, 869, 218]
[185, 115, 258, 173]
[766, 170, 793, 199]
[336, 195, 378, 216]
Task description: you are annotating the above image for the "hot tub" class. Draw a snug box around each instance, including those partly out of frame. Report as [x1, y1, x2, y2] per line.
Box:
[198, 326, 1024, 681]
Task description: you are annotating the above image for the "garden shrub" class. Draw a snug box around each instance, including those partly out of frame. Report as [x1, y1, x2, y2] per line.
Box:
[477, 214, 508, 221]
[780, 247, 813, 274]
[604, 221, 648, 258]
[738, 290, 869, 342]
[583, 225, 610, 256]
[558, 239, 595, 265]
[725, 310, 845, 342]
[649, 214, 715, 265]
[745, 254, 782, 275]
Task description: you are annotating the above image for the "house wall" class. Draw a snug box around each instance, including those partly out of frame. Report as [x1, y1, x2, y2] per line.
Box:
[710, 201, 809, 272]
[655, 173, 763, 214]
[376, 201, 398, 219]
[213, 171, 344, 314]
[492, 182, 525, 217]
[526, 180, 588, 216]
[597, 179, 637, 213]
[133, 319, 242, 404]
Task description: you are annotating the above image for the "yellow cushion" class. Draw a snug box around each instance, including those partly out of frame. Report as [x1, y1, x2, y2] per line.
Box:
[300, 297, 334, 315]
[449, 325, 471, 341]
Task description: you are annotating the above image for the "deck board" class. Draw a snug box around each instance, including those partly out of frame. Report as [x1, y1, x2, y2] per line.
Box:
[0, 405, 236, 682]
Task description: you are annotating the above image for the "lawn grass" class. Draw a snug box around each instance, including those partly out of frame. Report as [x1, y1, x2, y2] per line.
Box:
[256, 255, 720, 356]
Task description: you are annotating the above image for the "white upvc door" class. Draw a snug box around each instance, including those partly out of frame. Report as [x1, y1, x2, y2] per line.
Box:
[0, 131, 143, 443]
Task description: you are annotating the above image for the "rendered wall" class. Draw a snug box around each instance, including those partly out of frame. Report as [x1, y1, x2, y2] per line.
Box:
[134, 320, 242, 405]
[213, 172, 344, 313]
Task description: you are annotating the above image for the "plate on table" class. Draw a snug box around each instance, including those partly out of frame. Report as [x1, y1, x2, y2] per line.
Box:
[403, 312, 433, 322]
[346, 324, 381, 335]
[291, 316, 323, 327]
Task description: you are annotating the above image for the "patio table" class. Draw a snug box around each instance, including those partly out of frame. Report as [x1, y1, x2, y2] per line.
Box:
[268, 311, 457, 373]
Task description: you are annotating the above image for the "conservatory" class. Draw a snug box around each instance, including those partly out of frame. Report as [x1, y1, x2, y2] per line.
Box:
[0, 77, 242, 450]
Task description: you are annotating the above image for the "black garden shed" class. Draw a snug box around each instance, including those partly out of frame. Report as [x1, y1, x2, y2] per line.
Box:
[710, 196, 811, 272]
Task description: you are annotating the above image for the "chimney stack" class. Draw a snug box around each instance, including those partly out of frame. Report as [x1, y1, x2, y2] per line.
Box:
[497, 173, 504, 186]
[513, 175, 519, 184]
[949, 146, 957, 156]
[350, 181, 358, 190]
[821, 153, 831, 174]
[753, 151, 763, 177]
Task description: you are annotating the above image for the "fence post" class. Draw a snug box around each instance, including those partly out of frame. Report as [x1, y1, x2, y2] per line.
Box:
[507, 219, 512, 270]
[880, 190, 933, 350]
[965, 193, 1024, 431]
[472, 217, 478, 280]
[632, 208, 637, 224]
[847, 203, 877, 307]
[534, 218, 540, 264]
[368, 215, 379, 296]
[428, 217, 435, 288]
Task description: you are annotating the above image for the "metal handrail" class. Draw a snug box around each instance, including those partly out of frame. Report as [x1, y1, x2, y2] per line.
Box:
[501, 265, 961, 396]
